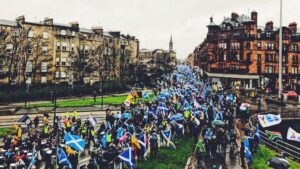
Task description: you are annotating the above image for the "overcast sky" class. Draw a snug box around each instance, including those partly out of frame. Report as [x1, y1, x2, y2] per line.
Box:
[1, 0, 299, 60]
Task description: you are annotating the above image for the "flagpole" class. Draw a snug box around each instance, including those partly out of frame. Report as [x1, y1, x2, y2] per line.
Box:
[278, 0, 283, 99]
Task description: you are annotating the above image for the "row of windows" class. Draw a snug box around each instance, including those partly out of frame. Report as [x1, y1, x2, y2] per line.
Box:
[25, 62, 48, 73]
[264, 66, 298, 74]
[218, 42, 298, 51]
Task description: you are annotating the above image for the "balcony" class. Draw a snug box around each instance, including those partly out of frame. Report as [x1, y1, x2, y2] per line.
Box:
[209, 68, 248, 74]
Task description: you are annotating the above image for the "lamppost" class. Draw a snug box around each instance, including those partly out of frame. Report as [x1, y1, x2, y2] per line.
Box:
[99, 83, 103, 110]
[25, 78, 30, 107]
[278, 0, 283, 99]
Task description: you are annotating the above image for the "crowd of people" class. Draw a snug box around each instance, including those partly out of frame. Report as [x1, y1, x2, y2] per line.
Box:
[0, 65, 259, 169]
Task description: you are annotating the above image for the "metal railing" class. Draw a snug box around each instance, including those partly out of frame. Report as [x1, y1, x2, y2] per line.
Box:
[249, 114, 300, 162]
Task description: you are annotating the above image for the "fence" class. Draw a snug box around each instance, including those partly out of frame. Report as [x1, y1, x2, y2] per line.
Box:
[249, 114, 300, 162]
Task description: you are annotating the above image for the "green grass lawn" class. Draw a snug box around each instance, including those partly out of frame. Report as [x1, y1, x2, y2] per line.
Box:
[251, 145, 300, 169]
[0, 127, 16, 137]
[136, 136, 194, 169]
[26, 94, 154, 108]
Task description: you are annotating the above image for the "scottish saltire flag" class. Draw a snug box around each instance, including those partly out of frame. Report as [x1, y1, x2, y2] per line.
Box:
[57, 147, 72, 169]
[65, 132, 86, 151]
[138, 133, 148, 158]
[18, 114, 32, 126]
[89, 115, 97, 126]
[287, 127, 300, 142]
[244, 138, 252, 163]
[143, 91, 150, 99]
[258, 114, 281, 128]
[158, 102, 169, 112]
[27, 156, 36, 169]
[101, 131, 109, 148]
[161, 130, 176, 150]
[266, 130, 282, 141]
[118, 147, 134, 168]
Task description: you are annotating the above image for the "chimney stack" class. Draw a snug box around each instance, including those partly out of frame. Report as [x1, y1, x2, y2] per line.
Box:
[16, 15, 25, 24]
[231, 12, 239, 20]
[251, 11, 258, 25]
[289, 22, 297, 33]
[266, 21, 273, 31]
[92, 26, 103, 35]
[44, 17, 53, 25]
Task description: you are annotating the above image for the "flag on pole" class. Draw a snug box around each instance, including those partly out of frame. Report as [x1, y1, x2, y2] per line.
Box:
[18, 114, 32, 126]
[89, 115, 97, 126]
[244, 138, 252, 163]
[27, 157, 36, 169]
[138, 133, 148, 158]
[124, 94, 134, 107]
[161, 130, 176, 150]
[265, 130, 283, 141]
[143, 91, 150, 99]
[119, 147, 134, 168]
[287, 127, 300, 142]
[57, 147, 72, 169]
[65, 132, 86, 151]
[258, 114, 281, 128]
[158, 102, 169, 112]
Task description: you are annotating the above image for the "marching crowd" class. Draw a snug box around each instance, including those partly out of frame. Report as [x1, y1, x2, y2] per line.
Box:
[0, 65, 257, 169]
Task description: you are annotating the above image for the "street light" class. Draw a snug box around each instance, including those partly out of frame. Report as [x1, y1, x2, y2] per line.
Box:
[278, 0, 283, 99]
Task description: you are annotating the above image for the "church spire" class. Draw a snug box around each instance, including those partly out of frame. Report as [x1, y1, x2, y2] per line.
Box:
[169, 34, 173, 51]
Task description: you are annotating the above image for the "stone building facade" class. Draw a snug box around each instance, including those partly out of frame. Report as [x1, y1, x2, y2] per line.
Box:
[0, 16, 139, 85]
[194, 11, 300, 91]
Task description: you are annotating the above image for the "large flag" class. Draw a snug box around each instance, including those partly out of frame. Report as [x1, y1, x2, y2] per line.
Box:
[287, 127, 300, 142]
[161, 130, 176, 150]
[138, 133, 148, 158]
[158, 102, 169, 113]
[100, 131, 109, 148]
[265, 130, 283, 141]
[244, 138, 252, 163]
[89, 115, 97, 126]
[65, 132, 86, 151]
[124, 94, 134, 107]
[258, 114, 281, 128]
[57, 147, 72, 169]
[27, 157, 36, 169]
[143, 91, 150, 100]
[18, 114, 32, 126]
[119, 147, 134, 168]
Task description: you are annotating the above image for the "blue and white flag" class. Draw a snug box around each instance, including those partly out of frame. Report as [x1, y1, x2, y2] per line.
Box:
[138, 132, 148, 158]
[89, 115, 97, 126]
[244, 138, 252, 163]
[158, 102, 169, 112]
[101, 131, 109, 148]
[184, 101, 191, 110]
[18, 114, 32, 126]
[258, 114, 281, 128]
[143, 91, 150, 99]
[65, 132, 85, 151]
[118, 147, 134, 168]
[57, 147, 72, 169]
[161, 130, 176, 150]
[27, 156, 36, 169]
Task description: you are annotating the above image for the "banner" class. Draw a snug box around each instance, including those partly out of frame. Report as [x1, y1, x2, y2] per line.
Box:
[258, 114, 281, 128]
[287, 127, 300, 142]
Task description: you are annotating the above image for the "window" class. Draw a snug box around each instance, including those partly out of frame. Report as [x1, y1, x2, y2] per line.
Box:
[42, 46, 48, 55]
[282, 66, 287, 74]
[257, 33, 261, 39]
[71, 31, 76, 36]
[246, 42, 251, 49]
[292, 66, 298, 74]
[293, 55, 298, 64]
[291, 44, 298, 52]
[70, 58, 74, 66]
[83, 34, 88, 39]
[257, 42, 261, 50]
[219, 43, 227, 49]
[25, 62, 32, 72]
[62, 42, 68, 51]
[61, 30, 66, 36]
[6, 44, 13, 53]
[266, 43, 274, 50]
[26, 46, 32, 54]
[55, 71, 59, 78]
[266, 32, 271, 38]
[43, 32, 48, 39]
[61, 58, 67, 66]
[28, 30, 34, 38]
[235, 22, 239, 27]
[265, 66, 274, 73]
[56, 42, 60, 51]
[56, 58, 60, 66]
[41, 76, 47, 83]
[283, 44, 288, 51]
[283, 55, 288, 63]
[258, 54, 261, 62]
[61, 72, 66, 78]
[41, 62, 47, 72]
[71, 43, 75, 52]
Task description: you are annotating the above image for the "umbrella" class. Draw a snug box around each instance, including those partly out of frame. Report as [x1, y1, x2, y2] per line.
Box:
[212, 120, 225, 126]
[169, 113, 184, 122]
[113, 114, 122, 119]
[122, 113, 132, 119]
[267, 157, 290, 169]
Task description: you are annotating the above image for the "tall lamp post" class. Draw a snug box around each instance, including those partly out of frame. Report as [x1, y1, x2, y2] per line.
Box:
[278, 0, 283, 99]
